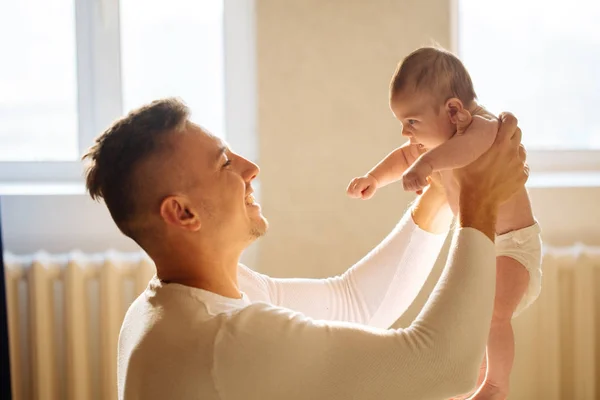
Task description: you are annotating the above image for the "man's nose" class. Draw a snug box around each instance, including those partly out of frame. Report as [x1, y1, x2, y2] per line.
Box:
[242, 158, 259, 182]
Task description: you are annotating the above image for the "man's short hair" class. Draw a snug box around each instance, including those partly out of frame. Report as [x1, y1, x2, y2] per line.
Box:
[83, 98, 189, 241]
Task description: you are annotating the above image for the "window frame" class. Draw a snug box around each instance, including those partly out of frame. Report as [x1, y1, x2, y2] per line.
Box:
[0, 0, 257, 186]
[452, 0, 600, 175]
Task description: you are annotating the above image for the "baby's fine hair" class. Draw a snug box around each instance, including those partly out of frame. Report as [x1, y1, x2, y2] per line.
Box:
[390, 46, 477, 106]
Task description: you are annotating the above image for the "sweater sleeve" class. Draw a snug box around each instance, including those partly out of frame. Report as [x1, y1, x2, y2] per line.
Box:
[214, 228, 496, 400]
[238, 211, 447, 328]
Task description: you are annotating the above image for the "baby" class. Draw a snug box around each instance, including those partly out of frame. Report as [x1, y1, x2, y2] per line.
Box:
[347, 47, 542, 400]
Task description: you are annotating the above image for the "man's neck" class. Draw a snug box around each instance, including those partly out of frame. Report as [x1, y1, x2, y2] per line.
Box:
[153, 245, 244, 299]
[164, 274, 242, 299]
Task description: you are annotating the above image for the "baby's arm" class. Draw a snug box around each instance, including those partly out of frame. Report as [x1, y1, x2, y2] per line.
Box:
[348, 141, 422, 199]
[369, 141, 422, 186]
[402, 116, 498, 192]
[420, 116, 498, 171]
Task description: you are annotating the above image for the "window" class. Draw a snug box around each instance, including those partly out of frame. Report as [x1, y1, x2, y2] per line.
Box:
[458, 0, 600, 151]
[120, 0, 225, 136]
[0, 0, 79, 161]
[0, 0, 255, 185]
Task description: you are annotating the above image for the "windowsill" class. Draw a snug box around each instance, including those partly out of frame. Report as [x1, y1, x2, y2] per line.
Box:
[0, 172, 598, 196]
[0, 182, 86, 196]
[526, 171, 600, 189]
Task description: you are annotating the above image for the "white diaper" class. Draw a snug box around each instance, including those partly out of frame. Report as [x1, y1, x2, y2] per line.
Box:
[495, 222, 542, 317]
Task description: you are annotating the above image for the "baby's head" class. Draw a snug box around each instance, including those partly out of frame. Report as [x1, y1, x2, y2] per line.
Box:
[389, 46, 476, 149]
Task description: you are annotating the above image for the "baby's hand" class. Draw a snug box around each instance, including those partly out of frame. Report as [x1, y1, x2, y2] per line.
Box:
[402, 160, 433, 193]
[347, 174, 379, 200]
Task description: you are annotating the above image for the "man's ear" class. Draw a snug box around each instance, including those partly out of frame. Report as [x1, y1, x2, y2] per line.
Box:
[445, 98, 465, 124]
[159, 195, 201, 232]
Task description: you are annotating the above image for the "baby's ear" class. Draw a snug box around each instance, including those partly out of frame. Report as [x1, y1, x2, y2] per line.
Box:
[445, 98, 465, 124]
[446, 98, 473, 134]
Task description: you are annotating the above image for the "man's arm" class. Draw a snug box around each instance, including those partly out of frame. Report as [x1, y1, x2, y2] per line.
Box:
[217, 228, 496, 400]
[216, 113, 527, 400]
[239, 183, 453, 329]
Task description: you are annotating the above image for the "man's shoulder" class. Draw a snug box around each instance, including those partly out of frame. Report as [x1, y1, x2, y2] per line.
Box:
[118, 298, 222, 400]
[120, 282, 216, 339]
[237, 263, 274, 303]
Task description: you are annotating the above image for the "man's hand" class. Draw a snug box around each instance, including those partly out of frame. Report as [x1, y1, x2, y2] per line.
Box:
[454, 113, 528, 240]
[411, 172, 452, 233]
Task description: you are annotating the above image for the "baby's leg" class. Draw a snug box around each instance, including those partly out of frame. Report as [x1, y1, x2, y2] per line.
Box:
[469, 256, 530, 400]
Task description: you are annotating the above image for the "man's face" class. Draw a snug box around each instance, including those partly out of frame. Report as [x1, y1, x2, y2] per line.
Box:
[168, 123, 268, 243]
[390, 91, 455, 149]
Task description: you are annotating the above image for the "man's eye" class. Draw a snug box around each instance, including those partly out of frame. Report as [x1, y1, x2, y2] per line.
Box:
[223, 159, 232, 167]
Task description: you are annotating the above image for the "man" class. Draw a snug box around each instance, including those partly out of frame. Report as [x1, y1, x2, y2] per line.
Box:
[83, 98, 527, 399]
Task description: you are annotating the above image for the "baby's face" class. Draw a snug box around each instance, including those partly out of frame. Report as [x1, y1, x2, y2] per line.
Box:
[390, 91, 455, 149]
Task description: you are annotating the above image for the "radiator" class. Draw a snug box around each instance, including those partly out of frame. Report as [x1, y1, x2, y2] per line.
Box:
[4, 251, 155, 400]
[510, 244, 600, 400]
[4, 247, 600, 400]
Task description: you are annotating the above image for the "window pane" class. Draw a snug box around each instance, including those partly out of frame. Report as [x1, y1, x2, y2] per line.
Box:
[120, 0, 225, 138]
[459, 0, 600, 150]
[0, 0, 78, 161]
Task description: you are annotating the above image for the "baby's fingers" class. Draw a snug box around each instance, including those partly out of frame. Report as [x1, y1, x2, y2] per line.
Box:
[361, 185, 376, 200]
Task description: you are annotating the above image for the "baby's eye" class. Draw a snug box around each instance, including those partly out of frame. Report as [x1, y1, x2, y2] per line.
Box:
[407, 119, 417, 126]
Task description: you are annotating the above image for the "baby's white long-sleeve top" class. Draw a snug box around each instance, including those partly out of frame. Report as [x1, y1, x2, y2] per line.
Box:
[117, 213, 496, 400]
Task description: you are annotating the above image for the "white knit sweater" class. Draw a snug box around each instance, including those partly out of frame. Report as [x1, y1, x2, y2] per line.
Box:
[117, 213, 495, 399]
